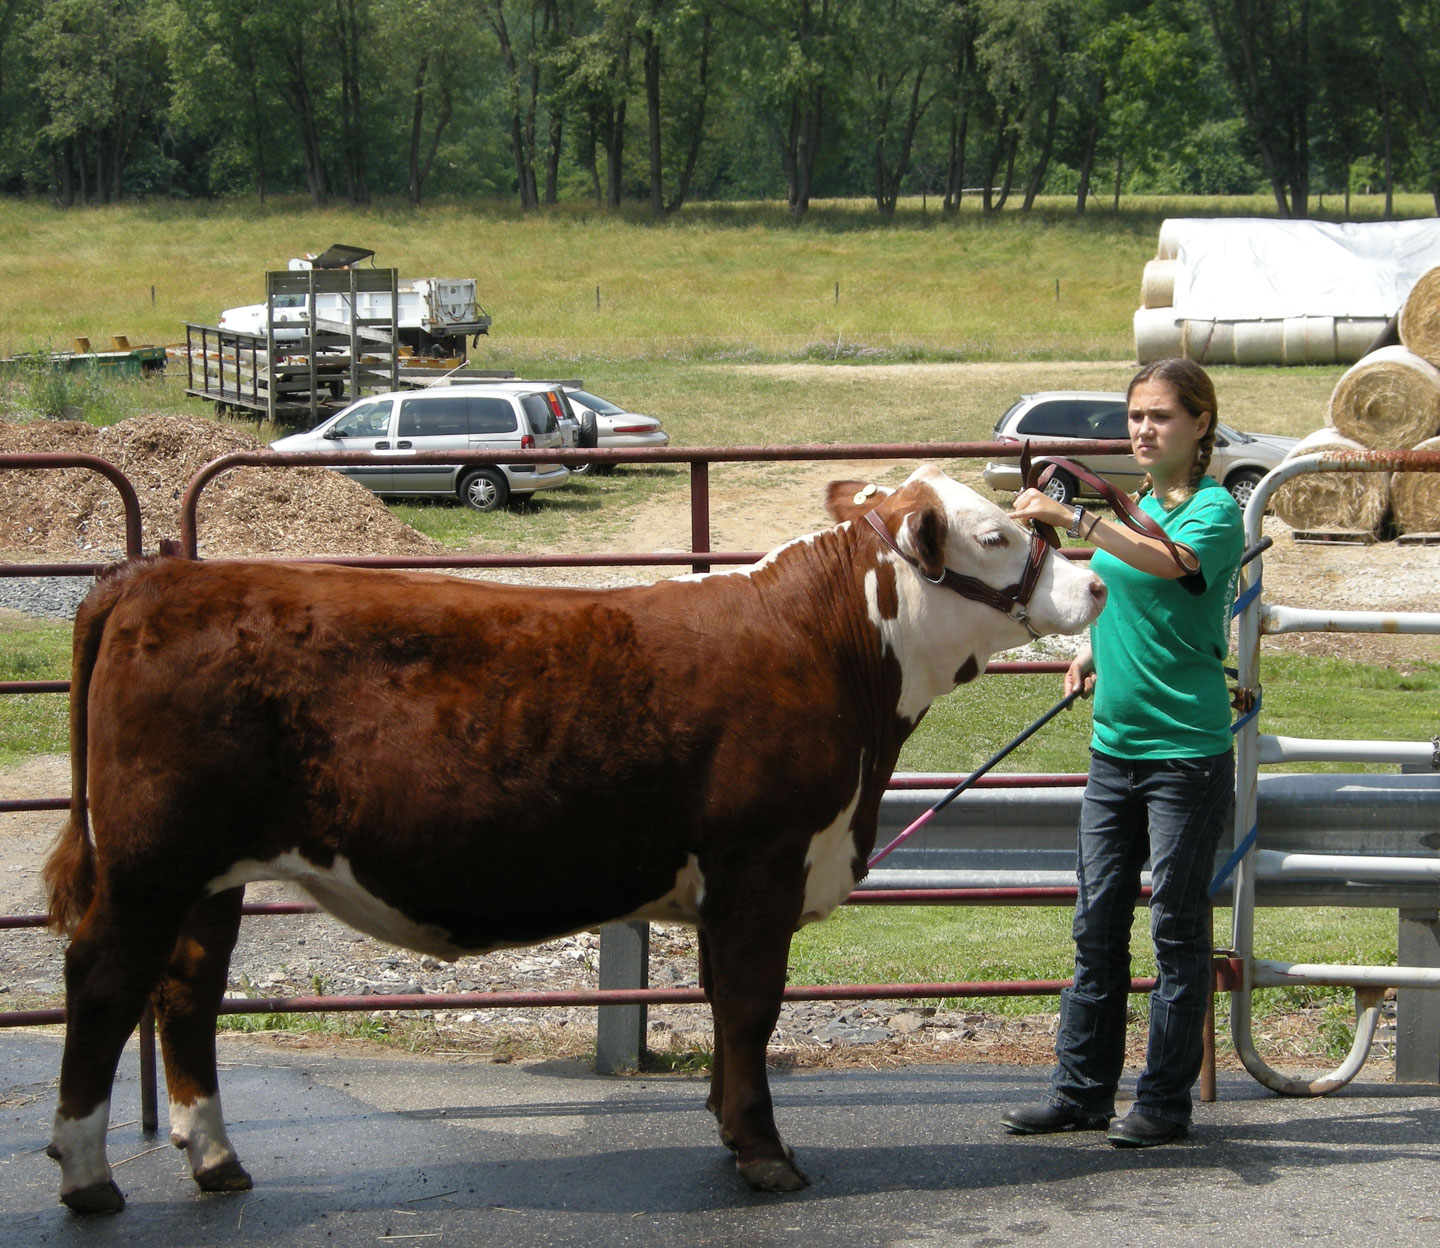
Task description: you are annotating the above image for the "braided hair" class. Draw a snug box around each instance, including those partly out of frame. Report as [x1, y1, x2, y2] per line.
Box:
[1128, 357, 1218, 506]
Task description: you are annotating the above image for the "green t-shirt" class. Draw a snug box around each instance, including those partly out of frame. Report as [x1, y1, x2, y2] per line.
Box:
[1088, 478, 1243, 760]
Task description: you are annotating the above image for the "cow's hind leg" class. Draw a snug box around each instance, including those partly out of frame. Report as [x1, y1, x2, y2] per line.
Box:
[697, 930, 729, 1141]
[49, 890, 196, 1214]
[153, 887, 252, 1195]
[700, 913, 808, 1193]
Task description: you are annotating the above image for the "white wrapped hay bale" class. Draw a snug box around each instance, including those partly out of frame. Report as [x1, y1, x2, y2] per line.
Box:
[1156, 218, 1186, 260]
[1134, 307, 1183, 363]
[1282, 316, 1337, 365]
[1399, 265, 1440, 365]
[1181, 319, 1236, 365]
[1270, 428, 1390, 535]
[1388, 435, 1440, 536]
[1140, 258, 1176, 309]
[1328, 344, 1440, 448]
[1333, 317, 1394, 363]
[1234, 320, 1285, 365]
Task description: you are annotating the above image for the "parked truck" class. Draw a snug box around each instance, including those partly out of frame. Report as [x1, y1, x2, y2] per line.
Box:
[217, 244, 492, 359]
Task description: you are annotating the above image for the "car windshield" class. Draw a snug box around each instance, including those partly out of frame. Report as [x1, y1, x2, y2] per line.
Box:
[568, 389, 626, 416]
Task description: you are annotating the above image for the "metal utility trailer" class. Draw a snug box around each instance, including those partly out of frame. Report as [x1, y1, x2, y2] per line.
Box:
[185, 264, 401, 424]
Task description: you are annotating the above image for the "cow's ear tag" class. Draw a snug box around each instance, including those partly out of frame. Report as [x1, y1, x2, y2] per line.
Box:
[853, 483, 878, 506]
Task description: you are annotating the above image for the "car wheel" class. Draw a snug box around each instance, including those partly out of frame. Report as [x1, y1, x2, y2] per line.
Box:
[460, 468, 509, 512]
[1226, 468, 1265, 509]
[570, 461, 595, 476]
[1041, 468, 1077, 506]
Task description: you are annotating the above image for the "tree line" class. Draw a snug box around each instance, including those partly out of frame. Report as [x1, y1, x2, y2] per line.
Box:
[2, 0, 1437, 218]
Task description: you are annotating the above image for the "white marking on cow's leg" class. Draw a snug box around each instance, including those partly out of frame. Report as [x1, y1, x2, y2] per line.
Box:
[800, 769, 865, 924]
[50, 1101, 124, 1213]
[170, 1094, 251, 1191]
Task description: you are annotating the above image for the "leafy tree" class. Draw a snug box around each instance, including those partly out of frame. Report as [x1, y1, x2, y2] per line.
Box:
[853, 0, 940, 215]
[1199, 0, 1314, 216]
[26, 0, 167, 203]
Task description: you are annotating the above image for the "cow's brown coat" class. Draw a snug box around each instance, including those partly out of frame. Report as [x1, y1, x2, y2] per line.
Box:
[44, 468, 1105, 1213]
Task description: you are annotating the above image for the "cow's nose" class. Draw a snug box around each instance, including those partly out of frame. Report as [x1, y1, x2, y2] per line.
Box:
[1089, 577, 1107, 610]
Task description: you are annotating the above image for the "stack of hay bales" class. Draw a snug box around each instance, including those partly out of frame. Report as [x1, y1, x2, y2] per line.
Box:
[1134, 220, 1393, 366]
[1272, 271, 1440, 538]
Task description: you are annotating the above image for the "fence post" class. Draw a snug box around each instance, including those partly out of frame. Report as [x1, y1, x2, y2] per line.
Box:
[1396, 908, 1440, 1083]
[595, 921, 649, 1074]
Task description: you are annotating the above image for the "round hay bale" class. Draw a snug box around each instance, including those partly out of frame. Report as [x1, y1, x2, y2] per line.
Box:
[1388, 435, 1440, 536]
[1334, 317, 1394, 363]
[1140, 258, 1176, 309]
[1180, 319, 1236, 365]
[1399, 266, 1440, 365]
[1282, 316, 1336, 366]
[1233, 320, 1285, 366]
[1156, 219, 1186, 260]
[1328, 344, 1440, 449]
[1134, 307, 1182, 363]
[1270, 428, 1390, 535]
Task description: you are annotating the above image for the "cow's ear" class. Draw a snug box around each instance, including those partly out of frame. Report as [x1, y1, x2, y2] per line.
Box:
[898, 504, 949, 581]
[826, 480, 895, 523]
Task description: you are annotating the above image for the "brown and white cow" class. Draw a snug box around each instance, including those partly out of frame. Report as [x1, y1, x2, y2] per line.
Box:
[44, 465, 1105, 1214]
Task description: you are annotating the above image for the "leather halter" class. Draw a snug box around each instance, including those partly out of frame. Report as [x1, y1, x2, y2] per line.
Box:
[1024, 442, 1195, 574]
[862, 506, 1053, 639]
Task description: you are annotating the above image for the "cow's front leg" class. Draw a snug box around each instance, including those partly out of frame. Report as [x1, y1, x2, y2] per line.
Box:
[699, 912, 808, 1192]
[153, 889, 252, 1195]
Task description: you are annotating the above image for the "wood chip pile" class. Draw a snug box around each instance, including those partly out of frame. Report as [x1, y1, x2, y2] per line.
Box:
[0, 414, 442, 559]
[1273, 267, 1440, 538]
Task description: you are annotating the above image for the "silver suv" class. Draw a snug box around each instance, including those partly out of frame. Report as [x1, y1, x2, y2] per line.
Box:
[269, 385, 570, 511]
[981, 390, 1298, 509]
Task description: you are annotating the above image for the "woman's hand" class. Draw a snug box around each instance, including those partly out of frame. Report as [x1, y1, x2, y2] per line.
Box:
[1008, 487, 1073, 533]
[1064, 647, 1096, 699]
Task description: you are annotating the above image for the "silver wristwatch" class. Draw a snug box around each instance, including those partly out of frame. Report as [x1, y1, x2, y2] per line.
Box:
[1066, 503, 1085, 538]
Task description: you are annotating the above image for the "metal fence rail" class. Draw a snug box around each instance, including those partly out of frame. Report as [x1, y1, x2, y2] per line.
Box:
[2, 440, 1437, 1124]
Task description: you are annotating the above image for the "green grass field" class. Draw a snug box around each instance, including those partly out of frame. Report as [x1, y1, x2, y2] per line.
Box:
[1, 194, 1431, 1058]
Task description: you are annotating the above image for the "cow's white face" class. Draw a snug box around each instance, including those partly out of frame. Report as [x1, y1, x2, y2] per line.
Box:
[828, 464, 1107, 720]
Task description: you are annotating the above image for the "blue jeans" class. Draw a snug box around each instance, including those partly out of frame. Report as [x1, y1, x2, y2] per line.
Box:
[1046, 748, 1234, 1126]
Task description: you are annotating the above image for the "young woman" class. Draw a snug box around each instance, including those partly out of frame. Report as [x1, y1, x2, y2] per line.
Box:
[1001, 357, 1244, 1147]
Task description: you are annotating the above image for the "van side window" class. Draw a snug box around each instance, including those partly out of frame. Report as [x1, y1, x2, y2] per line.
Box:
[399, 394, 470, 438]
[331, 401, 392, 439]
[469, 396, 518, 435]
[520, 394, 557, 435]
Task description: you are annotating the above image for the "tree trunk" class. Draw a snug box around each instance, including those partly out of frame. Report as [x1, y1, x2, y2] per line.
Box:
[248, 75, 267, 205]
[943, 109, 967, 215]
[643, 25, 663, 216]
[605, 98, 626, 208]
[1075, 110, 1100, 214]
[408, 55, 429, 208]
[1021, 86, 1059, 212]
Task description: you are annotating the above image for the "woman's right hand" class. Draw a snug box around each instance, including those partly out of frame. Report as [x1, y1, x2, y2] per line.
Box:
[1064, 649, 1096, 699]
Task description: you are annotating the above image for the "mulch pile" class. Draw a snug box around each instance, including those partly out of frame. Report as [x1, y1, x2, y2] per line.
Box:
[0, 414, 441, 559]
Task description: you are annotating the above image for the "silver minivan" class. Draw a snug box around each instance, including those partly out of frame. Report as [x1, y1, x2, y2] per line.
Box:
[270, 385, 571, 511]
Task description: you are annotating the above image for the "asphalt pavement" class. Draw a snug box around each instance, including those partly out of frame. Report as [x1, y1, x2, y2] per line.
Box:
[5, 1030, 1440, 1247]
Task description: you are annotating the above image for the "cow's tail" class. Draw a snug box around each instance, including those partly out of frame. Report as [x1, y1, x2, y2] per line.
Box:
[44, 569, 127, 935]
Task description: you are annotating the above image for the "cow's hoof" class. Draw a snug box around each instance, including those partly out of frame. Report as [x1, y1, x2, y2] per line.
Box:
[194, 1158, 253, 1193]
[61, 1179, 125, 1215]
[738, 1155, 810, 1193]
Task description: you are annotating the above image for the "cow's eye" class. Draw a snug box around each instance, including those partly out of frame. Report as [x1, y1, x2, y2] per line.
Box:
[977, 529, 1009, 549]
